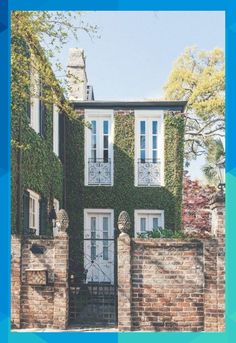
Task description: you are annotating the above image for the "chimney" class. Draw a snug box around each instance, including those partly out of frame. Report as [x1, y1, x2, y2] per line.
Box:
[67, 48, 88, 101]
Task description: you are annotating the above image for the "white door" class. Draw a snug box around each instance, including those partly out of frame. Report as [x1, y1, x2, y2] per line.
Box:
[84, 210, 114, 284]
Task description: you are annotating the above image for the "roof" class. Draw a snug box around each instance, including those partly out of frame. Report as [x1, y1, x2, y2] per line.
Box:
[72, 100, 187, 112]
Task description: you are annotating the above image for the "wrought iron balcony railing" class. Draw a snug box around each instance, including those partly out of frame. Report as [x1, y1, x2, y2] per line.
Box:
[88, 158, 112, 185]
[137, 158, 161, 186]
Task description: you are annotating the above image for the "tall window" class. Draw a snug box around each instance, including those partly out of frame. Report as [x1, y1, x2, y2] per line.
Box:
[85, 110, 113, 186]
[103, 217, 109, 260]
[53, 105, 59, 156]
[138, 119, 158, 163]
[135, 112, 164, 187]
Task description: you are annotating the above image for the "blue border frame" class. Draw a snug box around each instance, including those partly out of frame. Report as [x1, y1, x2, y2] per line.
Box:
[1, 1, 235, 342]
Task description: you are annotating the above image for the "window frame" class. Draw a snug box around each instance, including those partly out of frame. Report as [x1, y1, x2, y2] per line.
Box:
[134, 209, 165, 237]
[53, 104, 59, 156]
[84, 109, 114, 186]
[27, 189, 40, 235]
[134, 110, 164, 187]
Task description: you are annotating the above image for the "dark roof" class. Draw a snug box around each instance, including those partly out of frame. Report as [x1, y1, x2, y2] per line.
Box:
[72, 100, 187, 112]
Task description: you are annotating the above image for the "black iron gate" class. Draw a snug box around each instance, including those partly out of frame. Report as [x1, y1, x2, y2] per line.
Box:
[69, 232, 118, 327]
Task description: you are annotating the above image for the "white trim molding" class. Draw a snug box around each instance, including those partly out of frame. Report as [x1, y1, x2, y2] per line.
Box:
[53, 104, 59, 156]
[84, 109, 114, 186]
[27, 189, 40, 235]
[134, 109, 164, 187]
[134, 209, 165, 237]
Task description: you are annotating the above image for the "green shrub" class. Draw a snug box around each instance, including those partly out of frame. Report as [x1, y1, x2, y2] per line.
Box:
[137, 227, 187, 239]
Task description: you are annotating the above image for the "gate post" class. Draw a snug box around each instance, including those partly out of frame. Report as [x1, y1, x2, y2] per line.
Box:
[53, 210, 69, 330]
[117, 211, 132, 331]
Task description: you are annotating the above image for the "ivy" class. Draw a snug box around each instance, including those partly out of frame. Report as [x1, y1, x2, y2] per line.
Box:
[11, 93, 63, 235]
[65, 110, 185, 274]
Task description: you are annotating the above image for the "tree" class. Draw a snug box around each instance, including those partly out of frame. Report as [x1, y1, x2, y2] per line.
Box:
[202, 138, 225, 186]
[11, 11, 98, 131]
[164, 47, 225, 161]
[182, 173, 216, 233]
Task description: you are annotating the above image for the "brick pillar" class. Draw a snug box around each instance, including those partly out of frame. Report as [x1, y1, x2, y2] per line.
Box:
[118, 232, 132, 331]
[11, 235, 22, 329]
[204, 192, 225, 331]
[53, 232, 69, 329]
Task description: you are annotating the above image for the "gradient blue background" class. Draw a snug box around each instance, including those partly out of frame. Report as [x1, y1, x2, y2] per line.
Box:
[0, 1, 235, 342]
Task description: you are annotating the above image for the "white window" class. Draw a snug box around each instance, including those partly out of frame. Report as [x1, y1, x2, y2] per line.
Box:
[53, 105, 59, 156]
[84, 109, 114, 186]
[135, 110, 164, 187]
[84, 209, 115, 284]
[28, 189, 40, 235]
[134, 209, 164, 237]
[30, 61, 41, 133]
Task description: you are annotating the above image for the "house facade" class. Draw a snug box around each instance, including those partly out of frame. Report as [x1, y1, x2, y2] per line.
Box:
[11, 46, 187, 327]
[63, 48, 186, 287]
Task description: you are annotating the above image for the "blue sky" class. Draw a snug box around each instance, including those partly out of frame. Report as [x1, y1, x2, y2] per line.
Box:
[55, 11, 225, 179]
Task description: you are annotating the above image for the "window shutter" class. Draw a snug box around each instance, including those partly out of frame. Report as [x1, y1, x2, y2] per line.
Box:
[39, 197, 48, 235]
[23, 191, 30, 235]
[39, 78, 45, 137]
[59, 112, 64, 162]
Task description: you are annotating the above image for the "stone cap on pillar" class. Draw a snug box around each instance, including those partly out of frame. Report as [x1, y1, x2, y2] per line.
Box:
[55, 209, 69, 236]
[118, 211, 131, 235]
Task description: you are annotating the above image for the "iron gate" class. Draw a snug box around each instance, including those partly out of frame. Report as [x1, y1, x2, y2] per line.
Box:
[69, 232, 118, 327]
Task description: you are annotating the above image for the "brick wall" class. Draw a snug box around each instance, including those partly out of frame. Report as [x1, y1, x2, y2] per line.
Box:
[11, 233, 69, 330]
[118, 200, 225, 332]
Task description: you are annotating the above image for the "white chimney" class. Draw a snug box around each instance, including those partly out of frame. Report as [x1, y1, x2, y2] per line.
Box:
[67, 48, 88, 101]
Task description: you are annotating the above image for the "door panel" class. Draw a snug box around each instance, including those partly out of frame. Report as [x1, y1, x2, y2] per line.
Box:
[84, 211, 114, 284]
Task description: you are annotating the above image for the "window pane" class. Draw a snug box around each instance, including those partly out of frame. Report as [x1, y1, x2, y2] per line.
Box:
[140, 135, 145, 149]
[152, 121, 157, 134]
[141, 150, 145, 162]
[152, 136, 157, 149]
[103, 217, 108, 231]
[91, 149, 96, 162]
[153, 217, 159, 229]
[140, 218, 146, 232]
[140, 121, 145, 134]
[91, 120, 96, 134]
[153, 150, 157, 162]
[103, 120, 108, 134]
[103, 149, 108, 162]
[92, 135, 96, 148]
[103, 232, 108, 240]
[104, 135, 108, 149]
[91, 245, 96, 260]
[91, 217, 96, 231]
[103, 247, 108, 260]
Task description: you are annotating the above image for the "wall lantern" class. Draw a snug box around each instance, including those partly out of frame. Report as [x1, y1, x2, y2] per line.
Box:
[216, 157, 225, 193]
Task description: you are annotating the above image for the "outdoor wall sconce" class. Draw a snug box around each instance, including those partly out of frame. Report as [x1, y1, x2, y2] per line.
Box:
[30, 243, 46, 254]
[216, 157, 225, 193]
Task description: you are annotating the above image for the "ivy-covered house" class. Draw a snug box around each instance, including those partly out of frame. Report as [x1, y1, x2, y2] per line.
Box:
[11, 41, 66, 237]
[65, 49, 187, 285]
[11, 45, 186, 287]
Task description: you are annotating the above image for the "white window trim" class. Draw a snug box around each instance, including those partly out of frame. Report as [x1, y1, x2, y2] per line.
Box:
[27, 189, 40, 235]
[84, 208, 114, 235]
[134, 209, 165, 237]
[53, 198, 60, 235]
[30, 62, 40, 134]
[53, 104, 59, 156]
[134, 110, 165, 187]
[84, 109, 114, 186]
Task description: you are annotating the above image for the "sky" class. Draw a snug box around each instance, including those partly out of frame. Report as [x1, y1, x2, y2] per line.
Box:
[53, 11, 225, 180]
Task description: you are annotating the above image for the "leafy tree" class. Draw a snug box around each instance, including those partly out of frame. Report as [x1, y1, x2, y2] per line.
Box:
[11, 11, 98, 138]
[164, 47, 225, 161]
[202, 138, 225, 185]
